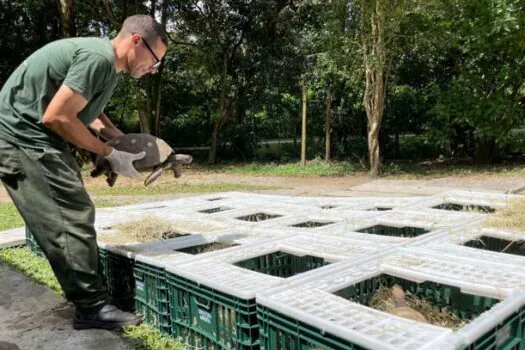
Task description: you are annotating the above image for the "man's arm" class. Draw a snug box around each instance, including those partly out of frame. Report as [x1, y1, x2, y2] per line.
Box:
[90, 112, 124, 140]
[42, 84, 112, 156]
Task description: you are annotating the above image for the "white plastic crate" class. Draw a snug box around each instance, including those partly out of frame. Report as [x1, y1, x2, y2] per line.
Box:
[96, 212, 228, 246]
[0, 227, 25, 248]
[404, 190, 523, 212]
[258, 247, 525, 349]
[312, 209, 480, 245]
[164, 233, 393, 299]
[205, 204, 307, 228]
[335, 196, 428, 211]
[130, 227, 293, 265]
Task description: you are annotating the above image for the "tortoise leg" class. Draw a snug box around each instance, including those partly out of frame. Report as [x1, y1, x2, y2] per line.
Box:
[172, 154, 192, 178]
[172, 162, 182, 178]
[90, 166, 105, 178]
[106, 172, 119, 187]
[144, 164, 172, 186]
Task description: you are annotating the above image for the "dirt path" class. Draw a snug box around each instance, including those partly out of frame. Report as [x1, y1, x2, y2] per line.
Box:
[1, 170, 523, 203]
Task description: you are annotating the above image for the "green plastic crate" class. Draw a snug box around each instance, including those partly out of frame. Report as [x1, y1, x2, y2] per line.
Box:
[464, 236, 525, 257]
[234, 251, 330, 278]
[98, 248, 135, 311]
[167, 251, 330, 349]
[25, 228, 45, 257]
[167, 272, 260, 349]
[433, 203, 495, 214]
[257, 274, 525, 350]
[258, 305, 366, 350]
[356, 224, 429, 237]
[133, 261, 171, 334]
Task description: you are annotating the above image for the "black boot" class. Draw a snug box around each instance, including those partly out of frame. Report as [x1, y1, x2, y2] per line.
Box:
[73, 304, 142, 330]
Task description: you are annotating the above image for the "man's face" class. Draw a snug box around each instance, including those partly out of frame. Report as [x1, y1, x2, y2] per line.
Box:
[127, 34, 167, 79]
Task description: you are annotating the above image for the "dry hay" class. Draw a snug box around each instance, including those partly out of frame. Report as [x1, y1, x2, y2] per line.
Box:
[485, 198, 525, 232]
[369, 285, 466, 330]
[101, 216, 199, 244]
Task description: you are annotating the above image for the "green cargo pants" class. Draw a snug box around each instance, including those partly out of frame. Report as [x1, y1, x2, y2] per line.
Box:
[0, 138, 109, 310]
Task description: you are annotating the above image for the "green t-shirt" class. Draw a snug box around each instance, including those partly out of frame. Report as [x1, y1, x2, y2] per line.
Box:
[0, 37, 118, 150]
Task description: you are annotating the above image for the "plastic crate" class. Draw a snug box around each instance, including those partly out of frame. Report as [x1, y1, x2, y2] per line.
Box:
[167, 272, 259, 349]
[234, 251, 329, 278]
[133, 261, 171, 334]
[25, 228, 44, 257]
[464, 236, 525, 257]
[98, 248, 135, 311]
[356, 224, 429, 237]
[257, 305, 365, 350]
[164, 234, 390, 349]
[257, 301, 525, 350]
[257, 274, 504, 350]
[257, 247, 525, 350]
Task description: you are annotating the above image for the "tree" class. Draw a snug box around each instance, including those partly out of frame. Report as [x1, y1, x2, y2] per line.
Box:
[427, 0, 525, 163]
[57, 0, 76, 37]
[358, 0, 421, 176]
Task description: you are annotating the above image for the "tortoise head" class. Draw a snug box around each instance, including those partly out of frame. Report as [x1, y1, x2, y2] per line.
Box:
[143, 153, 193, 186]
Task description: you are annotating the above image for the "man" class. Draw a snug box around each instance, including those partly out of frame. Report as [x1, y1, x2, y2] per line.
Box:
[0, 15, 167, 330]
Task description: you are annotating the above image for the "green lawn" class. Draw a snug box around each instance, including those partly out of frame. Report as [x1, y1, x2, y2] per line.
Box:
[209, 160, 525, 178]
[0, 202, 23, 231]
[221, 160, 360, 177]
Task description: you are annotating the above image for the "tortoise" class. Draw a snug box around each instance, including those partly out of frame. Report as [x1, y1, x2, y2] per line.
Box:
[90, 133, 192, 187]
[390, 284, 428, 323]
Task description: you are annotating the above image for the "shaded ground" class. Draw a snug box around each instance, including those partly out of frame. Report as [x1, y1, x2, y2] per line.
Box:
[0, 263, 132, 350]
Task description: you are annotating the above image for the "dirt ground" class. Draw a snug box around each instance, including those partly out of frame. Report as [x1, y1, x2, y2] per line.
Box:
[1, 169, 524, 203]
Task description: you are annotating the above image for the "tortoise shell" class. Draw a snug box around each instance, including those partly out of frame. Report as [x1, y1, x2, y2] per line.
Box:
[98, 133, 174, 171]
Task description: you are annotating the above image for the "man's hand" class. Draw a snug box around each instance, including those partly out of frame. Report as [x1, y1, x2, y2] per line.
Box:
[105, 149, 146, 178]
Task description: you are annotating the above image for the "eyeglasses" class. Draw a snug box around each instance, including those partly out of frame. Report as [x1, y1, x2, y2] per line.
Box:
[134, 33, 162, 73]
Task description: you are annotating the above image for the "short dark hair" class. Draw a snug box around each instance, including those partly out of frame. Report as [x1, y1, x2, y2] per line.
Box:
[119, 15, 168, 46]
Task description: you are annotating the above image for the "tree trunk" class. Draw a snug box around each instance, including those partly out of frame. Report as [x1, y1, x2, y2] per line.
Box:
[362, 0, 386, 177]
[153, 0, 168, 136]
[325, 87, 332, 162]
[57, 0, 76, 37]
[208, 55, 230, 164]
[138, 109, 151, 134]
[300, 81, 307, 165]
[153, 82, 163, 136]
[474, 139, 500, 164]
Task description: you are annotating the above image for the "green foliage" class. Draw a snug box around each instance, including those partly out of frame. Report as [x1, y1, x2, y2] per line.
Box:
[424, 0, 525, 162]
[1, 0, 525, 167]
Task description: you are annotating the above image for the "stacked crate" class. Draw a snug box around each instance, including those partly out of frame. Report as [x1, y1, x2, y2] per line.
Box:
[256, 247, 525, 349]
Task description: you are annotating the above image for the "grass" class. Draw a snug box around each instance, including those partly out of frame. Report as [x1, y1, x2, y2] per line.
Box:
[0, 247, 62, 295]
[485, 198, 525, 232]
[86, 182, 278, 196]
[0, 198, 134, 231]
[204, 158, 525, 179]
[0, 202, 24, 231]
[0, 247, 184, 350]
[221, 159, 360, 177]
[381, 161, 525, 179]
[124, 325, 185, 350]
